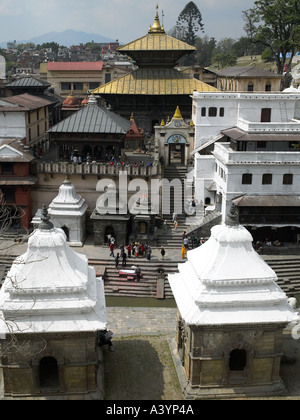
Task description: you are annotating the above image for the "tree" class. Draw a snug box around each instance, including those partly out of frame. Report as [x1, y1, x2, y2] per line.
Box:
[243, 0, 300, 74]
[176, 1, 204, 46]
[194, 36, 217, 67]
[37, 42, 60, 54]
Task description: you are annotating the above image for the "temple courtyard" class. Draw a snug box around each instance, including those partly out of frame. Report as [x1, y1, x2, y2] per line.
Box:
[1, 235, 300, 400]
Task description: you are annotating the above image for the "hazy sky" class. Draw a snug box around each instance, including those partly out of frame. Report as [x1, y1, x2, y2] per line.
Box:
[0, 0, 255, 44]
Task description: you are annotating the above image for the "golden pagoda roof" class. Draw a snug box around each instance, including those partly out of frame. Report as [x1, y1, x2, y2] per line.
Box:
[92, 68, 219, 96]
[118, 33, 196, 53]
[117, 5, 195, 53]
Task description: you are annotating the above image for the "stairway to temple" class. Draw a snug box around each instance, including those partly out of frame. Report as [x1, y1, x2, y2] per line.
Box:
[159, 165, 190, 249]
[263, 256, 300, 296]
[90, 258, 180, 298]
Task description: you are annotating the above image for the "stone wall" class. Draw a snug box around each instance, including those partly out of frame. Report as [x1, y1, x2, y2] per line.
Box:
[175, 318, 287, 398]
[0, 332, 104, 399]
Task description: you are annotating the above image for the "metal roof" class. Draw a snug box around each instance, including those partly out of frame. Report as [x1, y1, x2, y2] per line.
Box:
[1, 93, 52, 110]
[47, 62, 103, 71]
[48, 103, 132, 134]
[0, 139, 35, 162]
[93, 68, 219, 96]
[118, 33, 196, 53]
[6, 76, 51, 88]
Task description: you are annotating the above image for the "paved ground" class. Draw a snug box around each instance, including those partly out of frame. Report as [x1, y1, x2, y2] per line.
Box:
[106, 307, 177, 336]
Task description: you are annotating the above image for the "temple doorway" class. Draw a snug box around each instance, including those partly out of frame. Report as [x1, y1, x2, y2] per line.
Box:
[169, 144, 185, 165]
[104, 226, 115, 244]
[61, 225, 70, 241]
[39, 357, 59, 390]
[229, 349, 247, 371]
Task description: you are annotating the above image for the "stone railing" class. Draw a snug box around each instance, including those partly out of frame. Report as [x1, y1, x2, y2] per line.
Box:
[36, 161, 159, 177]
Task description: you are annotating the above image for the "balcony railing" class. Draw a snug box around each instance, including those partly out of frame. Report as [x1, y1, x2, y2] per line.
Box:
[36, 161, 159, 177]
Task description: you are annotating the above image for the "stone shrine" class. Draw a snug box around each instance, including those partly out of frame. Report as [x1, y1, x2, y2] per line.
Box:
[168, 204, 299, 399]
[0, 206, 107, 399]
[48, 178, 88, 246]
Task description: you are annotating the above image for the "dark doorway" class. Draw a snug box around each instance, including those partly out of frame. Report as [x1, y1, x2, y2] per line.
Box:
[39, 357, 59, 390]
[61, 225, 70, 240]
[169, 144, 185, 165]
[229, 349, 247, 371]
[104, 226, 115, 244]
[261, 108, 271, 122]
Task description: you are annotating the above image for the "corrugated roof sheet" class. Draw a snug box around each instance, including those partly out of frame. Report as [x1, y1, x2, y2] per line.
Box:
[47, 62, 103, 71]
[1, 93, 52, 110]
[48, 104, 132, 134]
[6, 76, 51, 88]
[93, 68, 219, 95]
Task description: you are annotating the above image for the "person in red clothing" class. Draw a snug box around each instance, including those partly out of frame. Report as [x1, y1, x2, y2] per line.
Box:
[109, 242, 115, 257]
[126, 244, 132, 258]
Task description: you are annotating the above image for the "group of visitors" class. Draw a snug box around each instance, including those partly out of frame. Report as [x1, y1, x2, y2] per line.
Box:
[109, 239, 154, 268]
[108, 237, 166, 265]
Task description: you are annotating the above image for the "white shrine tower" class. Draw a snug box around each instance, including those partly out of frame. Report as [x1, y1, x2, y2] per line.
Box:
[0, 206, 107, 399]
[169, 204, 299, 399]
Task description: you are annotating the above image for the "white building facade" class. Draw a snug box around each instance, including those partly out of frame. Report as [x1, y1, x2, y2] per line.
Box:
[192, 92, 300, 242]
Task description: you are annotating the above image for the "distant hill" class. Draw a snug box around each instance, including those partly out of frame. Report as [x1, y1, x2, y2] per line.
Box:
[1, 29, 117, 48]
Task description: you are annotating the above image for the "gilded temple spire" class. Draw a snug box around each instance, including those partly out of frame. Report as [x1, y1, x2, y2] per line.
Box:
[148, 4, 165, 34]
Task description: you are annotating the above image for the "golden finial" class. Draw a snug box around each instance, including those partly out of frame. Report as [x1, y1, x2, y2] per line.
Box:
[173, 106, 183, 120]
[160, 119, 165, 126]
[190, 119, 195, 127]
[130, 112, 135, 121]
[148, 4, 165, 34]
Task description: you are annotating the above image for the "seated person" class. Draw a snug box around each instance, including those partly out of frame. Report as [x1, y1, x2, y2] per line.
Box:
[97, 329, 114, 351]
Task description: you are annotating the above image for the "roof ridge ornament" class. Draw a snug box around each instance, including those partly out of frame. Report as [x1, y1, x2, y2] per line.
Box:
[148, 4, 165, 34]
[39, 204, 54, 230]
[226, 202, 239, 226]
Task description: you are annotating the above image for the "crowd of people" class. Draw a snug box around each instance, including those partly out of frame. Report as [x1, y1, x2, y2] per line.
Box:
[68, 152, 154, 168]
[108, 237, 167, 268]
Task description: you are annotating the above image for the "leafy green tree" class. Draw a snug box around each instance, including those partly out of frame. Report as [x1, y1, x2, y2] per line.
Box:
[194, 36, 217, 67]
[211, 51, 238, 69]
[176, 1, 204, 46]
[243, 0, 300, 74]
[261, 47, 274, 62]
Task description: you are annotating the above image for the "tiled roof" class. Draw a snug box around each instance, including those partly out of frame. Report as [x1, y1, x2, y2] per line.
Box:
[48, 103, 131, 134]
[93, 68, 219, 95]
[47, 62, 103, 71]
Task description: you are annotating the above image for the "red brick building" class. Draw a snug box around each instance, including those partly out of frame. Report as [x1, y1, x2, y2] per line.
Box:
[0, 139, 37, 230]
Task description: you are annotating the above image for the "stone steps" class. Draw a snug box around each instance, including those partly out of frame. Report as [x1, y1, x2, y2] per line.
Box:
[2, 254, 300, 298]
[90, 258, 180, 299]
